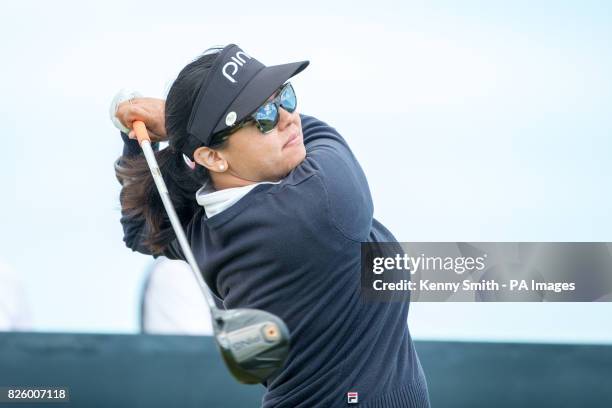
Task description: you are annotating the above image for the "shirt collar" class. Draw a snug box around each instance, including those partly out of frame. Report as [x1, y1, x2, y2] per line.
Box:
[195, 179, 281, 218]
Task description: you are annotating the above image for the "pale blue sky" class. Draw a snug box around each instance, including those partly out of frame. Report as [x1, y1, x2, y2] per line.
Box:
[0, 1, 611, 343]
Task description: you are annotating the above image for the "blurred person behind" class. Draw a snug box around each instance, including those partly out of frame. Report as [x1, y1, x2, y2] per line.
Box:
[140, 256, 214, 335]
[0, 259, 32, 331]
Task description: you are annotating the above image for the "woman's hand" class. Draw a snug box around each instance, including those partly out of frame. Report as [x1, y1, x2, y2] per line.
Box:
[115, 97, 167, 142]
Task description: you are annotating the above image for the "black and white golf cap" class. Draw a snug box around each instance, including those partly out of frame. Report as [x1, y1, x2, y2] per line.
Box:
[181, 44, 309, 159]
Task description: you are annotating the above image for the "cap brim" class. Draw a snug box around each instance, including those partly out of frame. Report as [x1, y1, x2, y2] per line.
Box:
[213, 60, 309, 134]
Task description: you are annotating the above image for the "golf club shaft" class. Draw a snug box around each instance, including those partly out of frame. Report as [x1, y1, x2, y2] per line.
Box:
[133, 121, 219, 313]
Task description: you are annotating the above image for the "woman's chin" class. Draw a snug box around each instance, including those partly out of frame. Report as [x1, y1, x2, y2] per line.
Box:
[269, 143, 306, 179]
[287, 145, 306, 171]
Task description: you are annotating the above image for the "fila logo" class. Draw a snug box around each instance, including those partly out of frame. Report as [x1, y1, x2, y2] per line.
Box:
[222, 51, 252, 83]
[347, 391, 358, 404]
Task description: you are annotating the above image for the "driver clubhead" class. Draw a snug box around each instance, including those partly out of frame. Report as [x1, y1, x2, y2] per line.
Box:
[213, 308, 290, 384]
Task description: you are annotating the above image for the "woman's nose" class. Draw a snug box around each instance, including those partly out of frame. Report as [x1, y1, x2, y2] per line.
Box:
[276, 106, 294, 131]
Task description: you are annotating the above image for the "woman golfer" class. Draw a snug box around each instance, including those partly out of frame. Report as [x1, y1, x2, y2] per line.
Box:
[114, 44, 430, 407]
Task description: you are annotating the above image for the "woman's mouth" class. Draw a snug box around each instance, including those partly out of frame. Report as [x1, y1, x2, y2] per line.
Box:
[283, 131, 301, 149]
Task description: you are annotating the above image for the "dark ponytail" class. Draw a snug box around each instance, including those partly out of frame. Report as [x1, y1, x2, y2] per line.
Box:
[115, 52, 220, 255]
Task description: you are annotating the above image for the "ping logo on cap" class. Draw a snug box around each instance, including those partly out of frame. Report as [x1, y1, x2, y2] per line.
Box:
[222, 51, 252, 83]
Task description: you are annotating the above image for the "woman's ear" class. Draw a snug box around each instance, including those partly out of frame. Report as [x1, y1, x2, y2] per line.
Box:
[193, 146, 228, 173]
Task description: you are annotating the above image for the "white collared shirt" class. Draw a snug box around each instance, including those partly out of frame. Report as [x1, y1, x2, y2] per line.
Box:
[195, 180, 281, 218]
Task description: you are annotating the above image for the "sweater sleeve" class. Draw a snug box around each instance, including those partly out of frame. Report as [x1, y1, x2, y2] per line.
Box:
[115, 132, 185, 260]
[299, 114, 374, 241]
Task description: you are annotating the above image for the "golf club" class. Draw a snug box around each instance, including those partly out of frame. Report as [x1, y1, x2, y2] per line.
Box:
[111, 91, 290, 384]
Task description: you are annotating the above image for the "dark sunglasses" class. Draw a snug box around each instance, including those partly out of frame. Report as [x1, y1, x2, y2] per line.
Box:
[210, 82, 297, 146]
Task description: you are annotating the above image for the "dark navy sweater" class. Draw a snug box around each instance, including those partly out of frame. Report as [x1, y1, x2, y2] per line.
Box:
[118, 115, 430, 407]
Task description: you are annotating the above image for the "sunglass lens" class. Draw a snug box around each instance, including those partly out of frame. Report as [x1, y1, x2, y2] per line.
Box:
[280, 84, 297, 112]
[253, 102, 279, 133]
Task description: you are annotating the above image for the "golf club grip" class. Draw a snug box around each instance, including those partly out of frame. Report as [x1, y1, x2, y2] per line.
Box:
[136, 133, 219, 313]
[132, 120, 150, 145]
